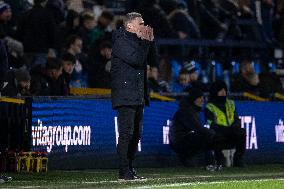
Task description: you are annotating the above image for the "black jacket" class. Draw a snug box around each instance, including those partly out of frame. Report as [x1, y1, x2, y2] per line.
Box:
[1, 70, 30, 96]
[231, 73, 283, 98]
[111, 28, 157, 108]
[30, 66, 68, 96]
[169, 101, 213, 145]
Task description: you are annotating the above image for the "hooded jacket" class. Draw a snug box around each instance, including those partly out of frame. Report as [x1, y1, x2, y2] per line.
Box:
[169, 88, 214, 145]
[205, 81, 240, 129]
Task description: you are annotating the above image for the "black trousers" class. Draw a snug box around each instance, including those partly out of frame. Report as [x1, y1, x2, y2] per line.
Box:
[117, 105, 144, 171]
[213, 126, 246, 165]
[171, 130, 215, 165]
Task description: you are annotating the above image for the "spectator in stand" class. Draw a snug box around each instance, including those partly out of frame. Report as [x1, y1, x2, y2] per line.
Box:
[184, 61, 199, 84]
[17, 0, 57, 67]
[0, 2, 12, 83]
[4, 0, 31, 23]
[30, 58, 68, 96]
[1, 68, 31, 96]
[65, 35, 83, 58]
[136, 0, 177, 38]
[147, 66, 170, 93]
[46, 0, 65, 24]
[0, 1, 13, 37]
[89, 10, 114, 47]
[197, 0, 242, 40]
[183, 61, 208, 92]
[88, 40, 112, 88]
[78, 11, 96, 52]
[58, 10, 80, 48]
[166, 0, 200, 39]
[61, 52, 76, 92]
[64, 34, 87, 88]
[171, 68, 191, 93]
[231, 58, 282, 98]
[66, 0, 84, 13]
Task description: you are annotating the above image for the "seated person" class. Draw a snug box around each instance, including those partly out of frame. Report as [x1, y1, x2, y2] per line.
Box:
[170, 68, 191, 93]
[61, 52, 76, 93]
[30, 58, 69, 96]
[147, 66, 170, 93]
[169, 87, 215, 166]
[1, 68, 31, 96]
[183, 61, 208, 92]
[231, 58, 282, 98]
[205, 80, 246, 167]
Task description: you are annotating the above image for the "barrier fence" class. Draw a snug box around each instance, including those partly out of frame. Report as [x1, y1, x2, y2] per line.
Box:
[1, 96, 284, 170]
[30, 97, 284, 169]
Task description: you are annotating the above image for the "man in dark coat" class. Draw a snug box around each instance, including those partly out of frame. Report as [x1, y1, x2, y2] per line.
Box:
[30, 57, 68, 96]
[1, 68, 31, 96]
[169, 87, 215, 167]
[231, 58, 282, 98]
[111, 12, 157, 180]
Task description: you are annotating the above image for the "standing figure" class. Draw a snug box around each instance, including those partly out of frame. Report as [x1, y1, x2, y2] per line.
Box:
[111, 12, 156, 180]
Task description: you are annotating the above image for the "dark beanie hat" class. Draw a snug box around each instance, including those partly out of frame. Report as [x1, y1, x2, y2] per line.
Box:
[46, 58, 62, 70]
[0, 2, 10, 15]
[187, 87, 204, 103]
[183, 61, 197, 74]
[15, 69, 31, 82]
[61, 52, 76, 64]
[209, 80, 228, 98]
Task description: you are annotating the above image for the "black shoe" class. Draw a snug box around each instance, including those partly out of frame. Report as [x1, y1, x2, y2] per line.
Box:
[130, 168, 146, 180]
[118, 169, 135, 180]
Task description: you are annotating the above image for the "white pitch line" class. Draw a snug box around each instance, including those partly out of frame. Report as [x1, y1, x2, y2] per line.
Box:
[81, 175, 214, 184]
[79, 173, 284, 185]
[131, 178, 284, 189]
[0, 186, 42, 189]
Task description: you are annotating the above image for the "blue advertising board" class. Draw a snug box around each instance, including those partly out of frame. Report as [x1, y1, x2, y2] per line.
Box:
[31, 98, 284, 169]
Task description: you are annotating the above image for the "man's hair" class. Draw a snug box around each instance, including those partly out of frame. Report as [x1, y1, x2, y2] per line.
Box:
[65, 35, 82, 48]
[99, 40, 112, 50]
[179, 68, 189, 75]
[81, 11, 95, 22]
[61, 52, 76, 65]
[46, 58, 62, 70]
[100, 11, 114, 21]
[123, 12, 142, 28]
[240, 58, 252, 71]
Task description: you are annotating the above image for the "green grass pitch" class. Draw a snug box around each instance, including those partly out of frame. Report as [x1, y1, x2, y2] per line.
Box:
[1, 164, 284, 188]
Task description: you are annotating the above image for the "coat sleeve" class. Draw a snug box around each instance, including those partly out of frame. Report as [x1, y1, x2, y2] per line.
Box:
[205, 107, 219, 129]
[231, 109, 241, 127]
[147, 41, 159, 68]
[112, 37, 150, 68]
[176, 110, 211, 134]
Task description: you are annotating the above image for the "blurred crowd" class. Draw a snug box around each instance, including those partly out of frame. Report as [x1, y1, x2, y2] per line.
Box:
[0, 0, 283, 98]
